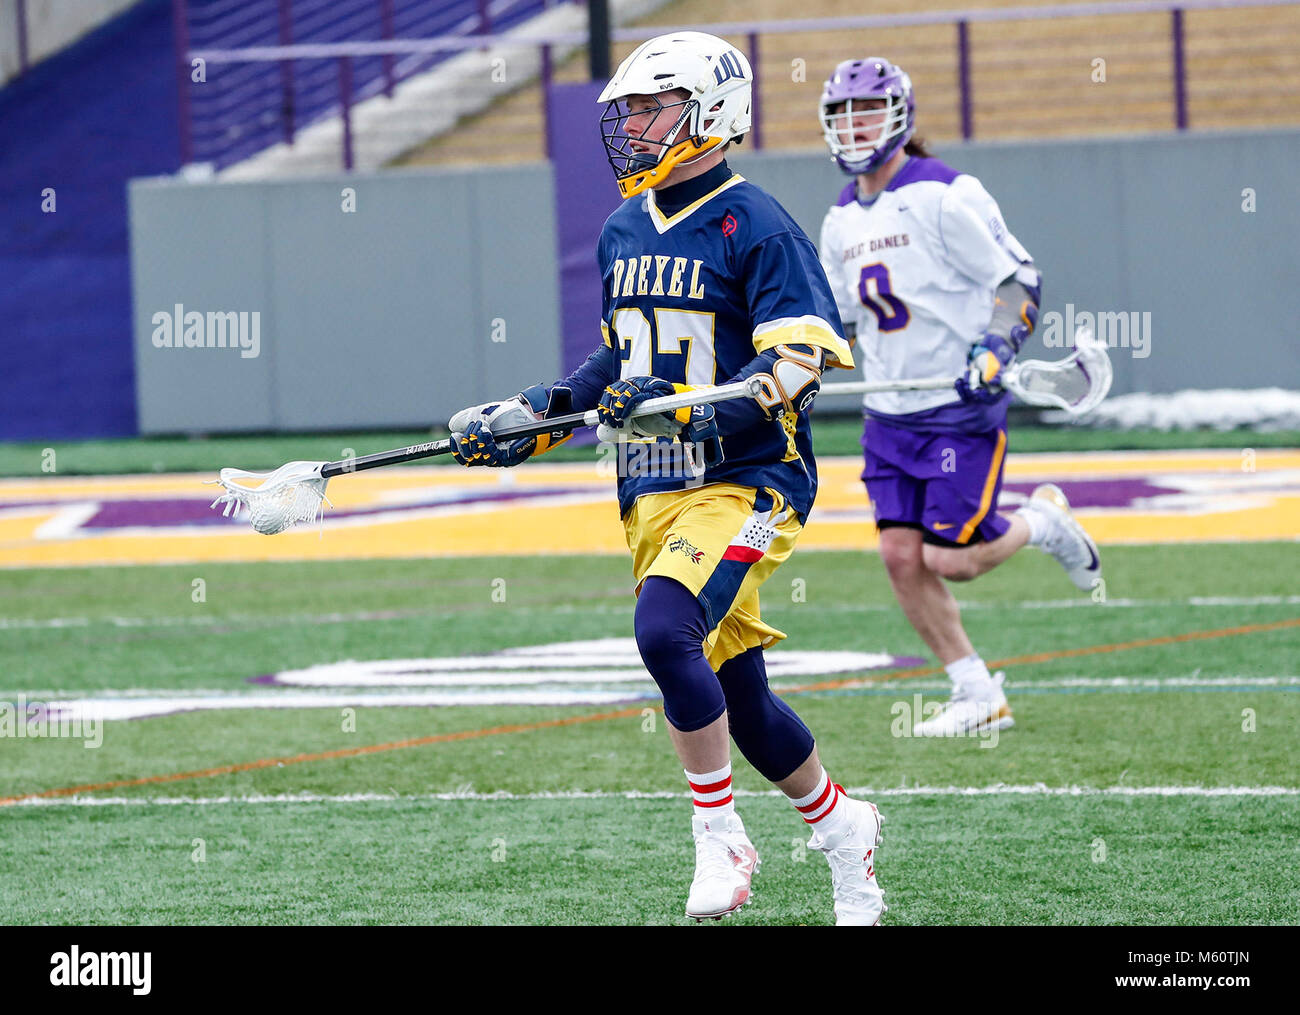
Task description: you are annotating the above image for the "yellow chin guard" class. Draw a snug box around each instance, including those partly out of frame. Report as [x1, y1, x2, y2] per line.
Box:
[617, 135, 726, 199]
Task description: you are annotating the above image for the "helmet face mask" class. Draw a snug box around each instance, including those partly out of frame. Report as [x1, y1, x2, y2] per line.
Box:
[597, 32, 752, 199]
[821, 96, 909, 172]
[819, 58, 915, 176]
[600, 92, 703, 188]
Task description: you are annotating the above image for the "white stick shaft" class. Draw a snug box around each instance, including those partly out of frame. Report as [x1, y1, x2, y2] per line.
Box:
[577, 376, 764, 427]
[820, 376, 958, 396]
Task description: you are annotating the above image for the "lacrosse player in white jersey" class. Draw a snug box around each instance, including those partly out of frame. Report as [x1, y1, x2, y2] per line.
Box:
[817, 58, 1103, 736]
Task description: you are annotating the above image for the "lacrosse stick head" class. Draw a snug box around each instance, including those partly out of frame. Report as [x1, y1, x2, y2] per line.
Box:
[207, 461, 331, 535]
[1006, 328, 1113, 416]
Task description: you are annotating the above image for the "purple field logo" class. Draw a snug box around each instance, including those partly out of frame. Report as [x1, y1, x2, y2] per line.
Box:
[10, 468, 1294, 543]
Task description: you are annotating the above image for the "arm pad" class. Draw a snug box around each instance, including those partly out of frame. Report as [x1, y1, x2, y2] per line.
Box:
[750, 344, 825, 419]
[713, 344, 825, 436]
[985, 263, 1042, 354]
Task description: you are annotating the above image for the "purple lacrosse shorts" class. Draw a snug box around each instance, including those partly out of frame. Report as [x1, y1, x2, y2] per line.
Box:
[860, 416, 1011, 546]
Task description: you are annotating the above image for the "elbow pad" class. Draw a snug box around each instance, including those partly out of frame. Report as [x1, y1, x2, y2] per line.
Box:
[987, 264, 1042, 355]
[751, 344, 825, 420]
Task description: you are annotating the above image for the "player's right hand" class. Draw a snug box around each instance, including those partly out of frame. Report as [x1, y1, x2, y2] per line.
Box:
[680, 403, 724, 468]
[955, 335, 1013, 405]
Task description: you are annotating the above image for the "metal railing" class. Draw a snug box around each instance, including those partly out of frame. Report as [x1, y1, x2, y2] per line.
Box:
[177, 0, 1300, 172]
[175, 0, 574, 168]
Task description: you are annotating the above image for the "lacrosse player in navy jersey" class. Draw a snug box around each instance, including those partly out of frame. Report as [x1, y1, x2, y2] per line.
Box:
[448, 31, 886, 925]
[817, 58, 1103, 737]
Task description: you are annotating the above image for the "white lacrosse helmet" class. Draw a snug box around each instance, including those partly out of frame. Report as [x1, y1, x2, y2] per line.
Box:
[598, 31, 752, 199]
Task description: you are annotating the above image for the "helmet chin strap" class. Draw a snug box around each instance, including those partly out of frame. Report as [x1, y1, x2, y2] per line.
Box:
[678, 143, 723, 169]
[617, 135, 725, 198]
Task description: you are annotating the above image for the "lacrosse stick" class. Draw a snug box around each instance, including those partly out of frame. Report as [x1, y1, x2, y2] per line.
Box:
[821, 328, 1113, 416]
[208, 376, 769, 535]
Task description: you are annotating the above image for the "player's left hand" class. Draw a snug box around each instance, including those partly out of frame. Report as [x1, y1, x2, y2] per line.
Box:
[450, 419, 537, 467]
[448, 385, 572, 467]
[955, 334, 1014, 405]
[597, 376, 684, 437]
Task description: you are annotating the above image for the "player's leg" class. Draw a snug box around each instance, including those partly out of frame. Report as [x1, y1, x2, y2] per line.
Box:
[713, 640, 884, 926]
[864, 428, 974, 661]
[1014, 483, 1104, 592]
[864, 421, 1012, 735]
[631, 577, 757, 921]
[877, 523, 975, 663]
[922, 493, 1100, 591]
[876, 526, 1013, 734]
[702, 493, 884, 925]
[626, 487, 772, 921]
[921, 513, 1029, 582]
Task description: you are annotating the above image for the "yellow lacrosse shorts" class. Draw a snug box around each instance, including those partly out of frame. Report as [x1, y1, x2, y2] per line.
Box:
[623, 482, 803, 671]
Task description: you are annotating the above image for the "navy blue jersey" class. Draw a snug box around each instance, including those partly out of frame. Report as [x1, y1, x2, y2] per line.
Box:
[557, 162, 854, 519]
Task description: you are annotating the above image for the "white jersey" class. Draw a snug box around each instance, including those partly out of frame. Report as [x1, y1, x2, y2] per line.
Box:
[818, 157, 1031, 422]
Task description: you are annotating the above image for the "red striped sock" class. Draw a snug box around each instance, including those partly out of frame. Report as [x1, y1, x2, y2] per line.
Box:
[791, 769, 847, 829]
[686, 763, 735, 819]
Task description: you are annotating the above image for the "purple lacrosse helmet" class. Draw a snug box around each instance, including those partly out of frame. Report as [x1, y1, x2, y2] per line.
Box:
[819, 57, 915, 175]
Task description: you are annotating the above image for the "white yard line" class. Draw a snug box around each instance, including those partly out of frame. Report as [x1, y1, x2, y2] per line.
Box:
[4, 675, 1297, 703]
[13, 785, 1299, 806]
[859, 675, 1300, 690]
[3, 595, 1298, 631]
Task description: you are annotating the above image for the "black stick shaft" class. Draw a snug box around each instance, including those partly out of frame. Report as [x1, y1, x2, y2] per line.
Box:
[317, 378, 760, 480]
[319, 410, 591, 479]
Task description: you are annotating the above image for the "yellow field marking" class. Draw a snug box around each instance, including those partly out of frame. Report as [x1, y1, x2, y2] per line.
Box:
[0, 450, 1295, 567]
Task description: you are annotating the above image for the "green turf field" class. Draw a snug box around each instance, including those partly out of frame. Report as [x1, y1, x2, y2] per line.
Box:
[2, 542, 1298, 925]
[4, 416, 1297, 476]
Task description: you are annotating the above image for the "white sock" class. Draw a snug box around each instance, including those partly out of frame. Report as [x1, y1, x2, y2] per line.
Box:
[790, 768, 849, 835]
[686, 763, 735, 820]
[1016, 504, 1049, 546]
[945, 653, 992, 689]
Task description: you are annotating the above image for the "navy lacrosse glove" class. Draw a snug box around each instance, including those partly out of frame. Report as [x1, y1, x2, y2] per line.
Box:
[448, 384, 573, 468]
[597, 376, 681, 435]
[450, 419, 537, 467]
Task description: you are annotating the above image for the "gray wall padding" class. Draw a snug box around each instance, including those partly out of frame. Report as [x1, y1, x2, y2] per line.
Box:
[131, 130, 1300, 433]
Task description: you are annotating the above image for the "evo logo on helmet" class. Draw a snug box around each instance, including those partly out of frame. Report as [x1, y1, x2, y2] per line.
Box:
[50, 947, 151, 995]
[712, 50, 746, 85]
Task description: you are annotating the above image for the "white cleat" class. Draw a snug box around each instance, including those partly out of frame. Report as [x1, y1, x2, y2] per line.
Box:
[1021, 483, 1102, 593]
[808, 794, 885, 926]
[685, 811, 759, 921]
[913, 670, 1015, 737]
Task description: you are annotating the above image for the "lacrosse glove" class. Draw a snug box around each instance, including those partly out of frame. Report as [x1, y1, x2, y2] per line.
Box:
[449, 384, 572, 467]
